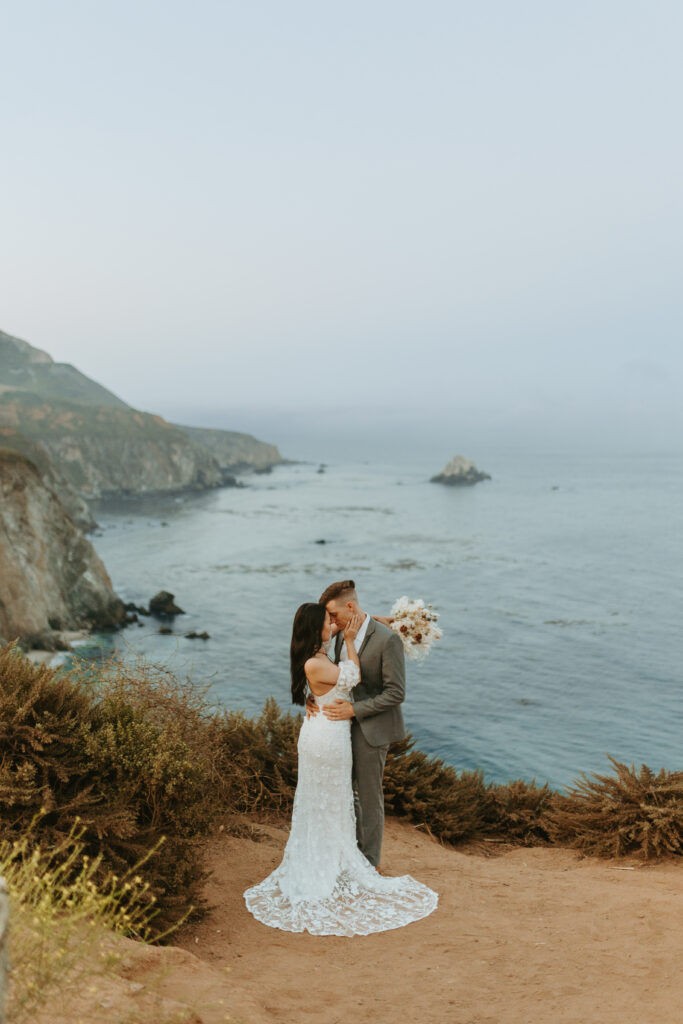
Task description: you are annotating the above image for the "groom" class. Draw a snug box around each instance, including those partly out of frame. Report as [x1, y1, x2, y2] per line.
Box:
[309, 579, 407, 868]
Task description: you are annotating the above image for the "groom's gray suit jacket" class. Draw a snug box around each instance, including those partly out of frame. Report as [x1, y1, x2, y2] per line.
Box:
[335, 618, 407, 747]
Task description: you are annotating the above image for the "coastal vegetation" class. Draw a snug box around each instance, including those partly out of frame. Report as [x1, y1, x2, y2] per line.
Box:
[0, 818, 173, 1024]
[2, 640, 682, 977]
[0, 326, 285, 654]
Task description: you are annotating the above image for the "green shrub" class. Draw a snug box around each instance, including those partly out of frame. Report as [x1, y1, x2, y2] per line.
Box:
[1, 813, 190, 1024]
[0, 643, 223, 938]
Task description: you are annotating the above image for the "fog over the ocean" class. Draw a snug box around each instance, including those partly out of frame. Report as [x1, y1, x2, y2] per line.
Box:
[2, 1, 682, 458]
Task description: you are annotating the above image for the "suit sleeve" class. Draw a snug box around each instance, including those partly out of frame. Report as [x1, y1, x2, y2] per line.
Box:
[351, 631, 406, 720]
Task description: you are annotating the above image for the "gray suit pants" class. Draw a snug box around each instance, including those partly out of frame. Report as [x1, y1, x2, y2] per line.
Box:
[351, 720, 389, 868]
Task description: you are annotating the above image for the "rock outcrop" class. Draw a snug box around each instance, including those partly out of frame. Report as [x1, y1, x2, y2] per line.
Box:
[149, 591, 185, 618]
[430, 455, 492, 486]
[0, 449, 125, 648]
[0, 425, 95, 529]
[175, 424, 285, 474]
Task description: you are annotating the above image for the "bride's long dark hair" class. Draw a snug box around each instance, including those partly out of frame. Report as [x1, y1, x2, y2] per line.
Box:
[290, 602, 327, 706]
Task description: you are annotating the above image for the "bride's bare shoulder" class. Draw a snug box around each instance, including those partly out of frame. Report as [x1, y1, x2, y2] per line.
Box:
[305, 656, 337, 680]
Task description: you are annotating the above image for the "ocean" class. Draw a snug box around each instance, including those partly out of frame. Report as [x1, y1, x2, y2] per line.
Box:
[78, 447, 682, 791]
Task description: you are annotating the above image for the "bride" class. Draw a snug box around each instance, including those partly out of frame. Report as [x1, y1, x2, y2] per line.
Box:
[243, 601, 438, 936]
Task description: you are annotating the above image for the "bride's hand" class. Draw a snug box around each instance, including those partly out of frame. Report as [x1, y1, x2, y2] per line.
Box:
[343, 612, 364, 645]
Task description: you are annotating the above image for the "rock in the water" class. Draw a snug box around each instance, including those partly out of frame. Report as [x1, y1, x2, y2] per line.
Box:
[185, 630, 210, 640]
[158, 626, 173, 635]
[430, 455, 491, 486]
[149, 591, 185, 617]
[125, 601, 150, 616]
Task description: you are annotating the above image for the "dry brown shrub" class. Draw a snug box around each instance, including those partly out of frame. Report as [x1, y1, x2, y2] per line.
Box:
[545, 756, 683, 858]
[0, 643, 225, 938]
[383, 736, 489, 842]
[215, 698, 301, 814]
[484, 778, 557, 845]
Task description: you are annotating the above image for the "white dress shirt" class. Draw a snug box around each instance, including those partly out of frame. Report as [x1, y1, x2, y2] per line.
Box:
[339, 612, 370, 663]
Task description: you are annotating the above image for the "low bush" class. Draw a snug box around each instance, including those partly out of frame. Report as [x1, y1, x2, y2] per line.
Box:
[0, 643, 224, 938]
[1, 812, 186, 1024]
[384, 737, 490, 842]
[545, 756, 683, 858]
[484, 778, 556, 845]
[3, 639, 683, 954]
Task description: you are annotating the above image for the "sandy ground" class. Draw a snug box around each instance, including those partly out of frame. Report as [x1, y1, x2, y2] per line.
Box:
[37, 815, 683, 1024]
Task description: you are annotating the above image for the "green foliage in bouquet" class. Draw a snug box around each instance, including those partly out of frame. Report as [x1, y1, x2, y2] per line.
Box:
[545, 756, 683, 858]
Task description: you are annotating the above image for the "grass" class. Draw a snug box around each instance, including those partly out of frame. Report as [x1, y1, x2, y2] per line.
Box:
[1, 812, 190, 1024]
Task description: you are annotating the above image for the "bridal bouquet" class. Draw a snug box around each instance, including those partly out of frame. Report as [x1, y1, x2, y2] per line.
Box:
[389, 597, 442, 662]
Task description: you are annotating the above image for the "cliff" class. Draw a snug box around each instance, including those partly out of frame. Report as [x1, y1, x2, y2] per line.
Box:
[0, 448, 125, 648]
[0, 425, 95, 529]
[0, 329, 285, 498]
[0, 392, 225, 499]
[176, 424, 284, 473]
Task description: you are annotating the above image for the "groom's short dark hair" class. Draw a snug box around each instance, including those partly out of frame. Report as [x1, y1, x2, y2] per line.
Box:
[319, 579, 357, 606]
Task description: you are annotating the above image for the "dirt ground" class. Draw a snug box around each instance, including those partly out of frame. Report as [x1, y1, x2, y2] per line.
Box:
[39, 815, 683, 1024]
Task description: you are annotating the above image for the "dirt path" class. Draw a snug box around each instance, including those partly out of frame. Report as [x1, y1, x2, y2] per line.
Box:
[171, 816, 683, 1024]
[40, 816, 683, 1023]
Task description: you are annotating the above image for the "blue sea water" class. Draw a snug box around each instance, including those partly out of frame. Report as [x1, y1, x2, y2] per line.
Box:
[82, 448, 683, 791]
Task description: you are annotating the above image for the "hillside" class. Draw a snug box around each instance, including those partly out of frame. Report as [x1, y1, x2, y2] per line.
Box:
[0, 329, 285, 500]
[177, 423, 284, 473]
[0, 391, 225, 498]
[0, 328, 128, 408]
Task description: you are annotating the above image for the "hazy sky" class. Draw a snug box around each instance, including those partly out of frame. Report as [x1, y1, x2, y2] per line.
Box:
[2, 1, 682, 455]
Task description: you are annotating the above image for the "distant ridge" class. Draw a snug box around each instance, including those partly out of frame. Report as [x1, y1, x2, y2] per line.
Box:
[0, 329, 129, 408]
[0, 328, 285, 504]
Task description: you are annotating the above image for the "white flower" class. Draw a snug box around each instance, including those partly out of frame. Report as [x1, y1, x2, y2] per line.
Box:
[389, 597, 442, 661]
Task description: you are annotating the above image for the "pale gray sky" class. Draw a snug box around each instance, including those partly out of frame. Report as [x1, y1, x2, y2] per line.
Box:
[2, 1, 681, 455]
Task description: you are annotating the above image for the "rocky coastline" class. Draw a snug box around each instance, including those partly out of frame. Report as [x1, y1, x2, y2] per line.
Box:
[0, 327, 286, 654]
[0, 329, 286, 509]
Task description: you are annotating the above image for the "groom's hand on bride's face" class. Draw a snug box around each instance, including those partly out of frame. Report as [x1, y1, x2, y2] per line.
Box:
[323, 699, 355, 721]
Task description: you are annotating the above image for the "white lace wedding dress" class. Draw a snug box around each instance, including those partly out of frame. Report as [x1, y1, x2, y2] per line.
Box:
[243, 661, 438, 936]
